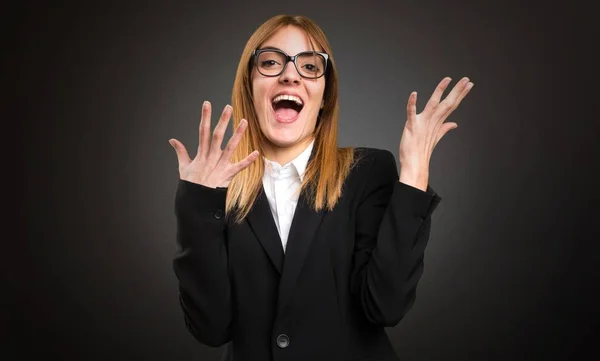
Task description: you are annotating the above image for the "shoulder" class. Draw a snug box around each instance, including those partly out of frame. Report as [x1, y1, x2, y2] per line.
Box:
[337, 147, 399, 200]
[351, 147, 398, 178]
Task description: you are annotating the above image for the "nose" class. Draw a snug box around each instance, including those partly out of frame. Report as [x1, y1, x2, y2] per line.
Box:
[279, 60, 301, 85]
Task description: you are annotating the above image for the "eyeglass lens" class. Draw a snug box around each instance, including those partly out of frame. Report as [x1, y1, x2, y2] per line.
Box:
[256, 51, 326, 78]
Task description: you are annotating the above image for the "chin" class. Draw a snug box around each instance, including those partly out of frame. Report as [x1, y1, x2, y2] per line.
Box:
[265, 129, 307, 149]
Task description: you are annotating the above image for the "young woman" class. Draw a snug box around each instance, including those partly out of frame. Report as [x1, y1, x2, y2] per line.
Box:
[169, 14, 473, 361]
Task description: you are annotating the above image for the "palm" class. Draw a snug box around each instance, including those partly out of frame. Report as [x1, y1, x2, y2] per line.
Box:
[169, 102, 259, 188]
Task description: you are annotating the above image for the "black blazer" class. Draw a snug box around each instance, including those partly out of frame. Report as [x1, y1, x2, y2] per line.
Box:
[173, 147, 442, 361]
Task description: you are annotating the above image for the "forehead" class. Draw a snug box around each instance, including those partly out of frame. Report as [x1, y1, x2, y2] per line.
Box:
[260, 25, 321, 54]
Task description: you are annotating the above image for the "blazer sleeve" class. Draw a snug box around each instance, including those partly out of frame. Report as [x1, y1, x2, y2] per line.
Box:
[350, 149, 442, 327]
[172, 179, 232, 347]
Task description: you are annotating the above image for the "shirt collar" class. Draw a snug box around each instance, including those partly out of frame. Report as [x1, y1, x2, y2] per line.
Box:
[291, 139, 314, 182]
[263, 139, 315, 182]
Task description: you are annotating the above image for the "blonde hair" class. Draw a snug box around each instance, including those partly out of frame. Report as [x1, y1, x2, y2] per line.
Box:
[227, 14, 355, 224]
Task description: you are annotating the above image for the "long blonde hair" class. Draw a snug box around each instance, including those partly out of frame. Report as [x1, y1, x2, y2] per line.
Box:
[227, 14, 355, 224]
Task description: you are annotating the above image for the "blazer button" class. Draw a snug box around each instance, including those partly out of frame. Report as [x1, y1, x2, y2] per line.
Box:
[214, 209, 224, 219]
[276, 334, 290, 348]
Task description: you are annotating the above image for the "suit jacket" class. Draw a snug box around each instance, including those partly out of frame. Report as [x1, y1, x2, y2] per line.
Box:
[173, 147, 442, 361]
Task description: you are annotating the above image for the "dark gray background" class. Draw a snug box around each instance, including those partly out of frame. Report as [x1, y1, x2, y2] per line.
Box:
[13, 0, 596, 360]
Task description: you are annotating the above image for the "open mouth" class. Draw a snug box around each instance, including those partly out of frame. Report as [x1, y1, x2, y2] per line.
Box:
[272, 94, 304, 122]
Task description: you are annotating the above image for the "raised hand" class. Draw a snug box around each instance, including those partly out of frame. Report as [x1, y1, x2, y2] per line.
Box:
[398, 77, 473, 190]
[169, 101, 260, 188]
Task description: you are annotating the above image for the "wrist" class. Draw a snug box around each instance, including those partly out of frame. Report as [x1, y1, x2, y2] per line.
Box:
[399, 167, 429, 192]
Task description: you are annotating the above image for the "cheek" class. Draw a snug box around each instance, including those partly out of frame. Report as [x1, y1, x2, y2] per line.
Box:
[252, 78, 271, 109]
[309, 82, 326, 105]
[251, 81, 272, 130]
[250, 73, 262, 104]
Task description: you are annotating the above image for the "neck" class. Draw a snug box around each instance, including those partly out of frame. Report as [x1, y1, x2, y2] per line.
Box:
[263, 137, 314, 165]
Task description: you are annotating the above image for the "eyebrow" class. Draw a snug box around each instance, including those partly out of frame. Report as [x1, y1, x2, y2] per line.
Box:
[260, 46, 285, 52]
[259, 46, 322, 54]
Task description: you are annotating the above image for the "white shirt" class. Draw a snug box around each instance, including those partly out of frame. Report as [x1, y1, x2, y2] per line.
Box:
[262, 140, 315, 253]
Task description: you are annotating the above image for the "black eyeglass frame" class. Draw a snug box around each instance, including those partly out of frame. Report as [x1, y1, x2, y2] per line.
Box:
[252, 48, 329, 79]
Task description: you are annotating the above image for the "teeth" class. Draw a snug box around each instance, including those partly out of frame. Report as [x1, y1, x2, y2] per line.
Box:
[272, 94, 303, 107]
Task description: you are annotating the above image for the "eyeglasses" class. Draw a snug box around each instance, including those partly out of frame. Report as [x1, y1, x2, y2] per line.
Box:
[253, 48, 329, 79]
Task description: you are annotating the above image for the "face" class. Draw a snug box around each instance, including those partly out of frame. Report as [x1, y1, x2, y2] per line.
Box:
[251, 26, 326, 157]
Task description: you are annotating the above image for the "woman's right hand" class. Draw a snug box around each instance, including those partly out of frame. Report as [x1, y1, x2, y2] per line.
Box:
[169, 101, 260, 188]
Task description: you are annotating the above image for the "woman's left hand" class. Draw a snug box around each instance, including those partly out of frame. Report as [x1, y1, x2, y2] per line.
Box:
[398, 76, 474, 190]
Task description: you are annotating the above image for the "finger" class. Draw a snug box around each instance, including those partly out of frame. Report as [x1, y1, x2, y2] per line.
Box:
[209, 105, 233, 160]
[434, 77, 470, 116]
[220, 118, 248, 164]
[438, 81, 474, 124]
[422, 77, 452, 116]
[198, 101, 211, 158]
[406, 91, 418, 124]
[231, 150, 260, 175]
[169, 138, 192, 167]
[435, 122, 458, 145]
[445, 77, 471, 102]
[455, 82, 474, 104]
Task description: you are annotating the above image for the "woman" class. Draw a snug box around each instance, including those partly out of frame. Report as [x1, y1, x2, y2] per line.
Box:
[168, 14, 473, 361]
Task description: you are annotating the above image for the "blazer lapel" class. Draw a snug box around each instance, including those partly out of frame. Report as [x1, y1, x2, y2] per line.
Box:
[276, 187, 326, 318]
[246, 186, 284, 274]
